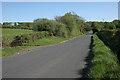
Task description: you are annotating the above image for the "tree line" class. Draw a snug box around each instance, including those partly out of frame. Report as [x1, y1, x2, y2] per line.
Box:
[1, 12, 120, 37]
[1, 22, 33, 29]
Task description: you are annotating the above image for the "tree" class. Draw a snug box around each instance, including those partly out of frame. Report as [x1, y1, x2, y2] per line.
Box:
[92, 22, 103, 31]
[14, 22, 17, 26]
[113, 20, 120, 28]
[33, 18, 68, 37]
[3, 22, 12, 26]
[0, 23, 2, 28]
[84, 22, 92, 32]
[55, 12, 85, 36]
[105, 22, 116, 29]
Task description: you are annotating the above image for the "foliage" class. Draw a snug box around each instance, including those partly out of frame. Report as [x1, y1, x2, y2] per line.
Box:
[2, 22, 33, 30]
[12, 31, 50, 47]
[84, 22, 92, 32]
[91, 22, 103, 31]
[55, 12, 83, 36]
[33, 18, 68, 37]
[2, 29, 33, 47]
[104, 22, 116, 29]
[112, 20, 120, 28]
[89, 34, 120, 78]
[54, 22, 68, 38]
[2, 37, 11, 48]
[91, 20, 120, 33]
[97, 30, 120, 61]
[3, 22, 12, 26]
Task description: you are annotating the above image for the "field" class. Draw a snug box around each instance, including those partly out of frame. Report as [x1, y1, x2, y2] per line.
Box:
[2, 29, 33, 41]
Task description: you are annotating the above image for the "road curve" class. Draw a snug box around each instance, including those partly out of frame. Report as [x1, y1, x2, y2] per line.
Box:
[3, 33, 92, 78]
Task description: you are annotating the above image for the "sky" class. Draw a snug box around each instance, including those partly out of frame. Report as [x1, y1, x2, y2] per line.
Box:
[2, 2, 118, 22]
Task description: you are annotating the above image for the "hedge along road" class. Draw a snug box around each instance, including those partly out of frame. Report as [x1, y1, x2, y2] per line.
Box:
[2, 32, 92, 78]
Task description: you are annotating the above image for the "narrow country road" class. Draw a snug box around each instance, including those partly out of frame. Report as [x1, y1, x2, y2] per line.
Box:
[2, 33, 92, 78]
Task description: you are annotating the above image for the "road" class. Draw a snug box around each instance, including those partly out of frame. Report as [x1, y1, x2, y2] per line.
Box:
[2, 33, 92, 78]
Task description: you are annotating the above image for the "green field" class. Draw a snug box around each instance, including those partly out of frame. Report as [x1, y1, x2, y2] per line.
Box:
[2, 29, 33, 41]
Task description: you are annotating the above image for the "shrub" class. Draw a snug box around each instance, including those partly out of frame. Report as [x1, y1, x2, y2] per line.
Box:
[2, 37, 11, 48]
[11, 31, 50, 47]
[33, 18, 68, 37]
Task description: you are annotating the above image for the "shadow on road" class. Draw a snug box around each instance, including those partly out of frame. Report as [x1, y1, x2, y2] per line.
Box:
[77, 34, 94, 79]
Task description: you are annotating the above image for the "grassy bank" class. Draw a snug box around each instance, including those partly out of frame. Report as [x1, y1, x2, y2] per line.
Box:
[88, 34, 120, 78]
[2, 46, 25, 56]
[1, 29, 33, 56]
[1, 36, 76, 57]
[97, 30, 120, 61]
[23, 37, 70, 46]
[2, 29, 33, 41]
[2, 29, 33, 48]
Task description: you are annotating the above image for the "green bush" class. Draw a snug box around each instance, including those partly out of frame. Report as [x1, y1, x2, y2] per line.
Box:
[55, 23, 68, 38]
[104, 22, 116, 29]
[55, 12, 79, 36]
[33, 18, 68, 37]
[12, 31, 50, 47]
[2, 37, 11, 48]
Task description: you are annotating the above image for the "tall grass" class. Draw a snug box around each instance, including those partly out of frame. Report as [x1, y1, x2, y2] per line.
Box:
[88, 34, 120, 78]
[97, 30, 120, 61]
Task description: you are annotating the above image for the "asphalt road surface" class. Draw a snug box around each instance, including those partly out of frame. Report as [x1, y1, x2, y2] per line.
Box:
[2, 33, 92, 78]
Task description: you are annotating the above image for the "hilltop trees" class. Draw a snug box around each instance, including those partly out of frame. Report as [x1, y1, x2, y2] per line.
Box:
[1, 12, 119, 34]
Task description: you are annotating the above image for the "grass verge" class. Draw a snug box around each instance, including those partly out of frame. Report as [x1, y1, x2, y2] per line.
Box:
[23, 37, 70, 46]
[1, 46, 26, 57]
[1, 35, 81, 57]
[88, 34, 120, 78]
